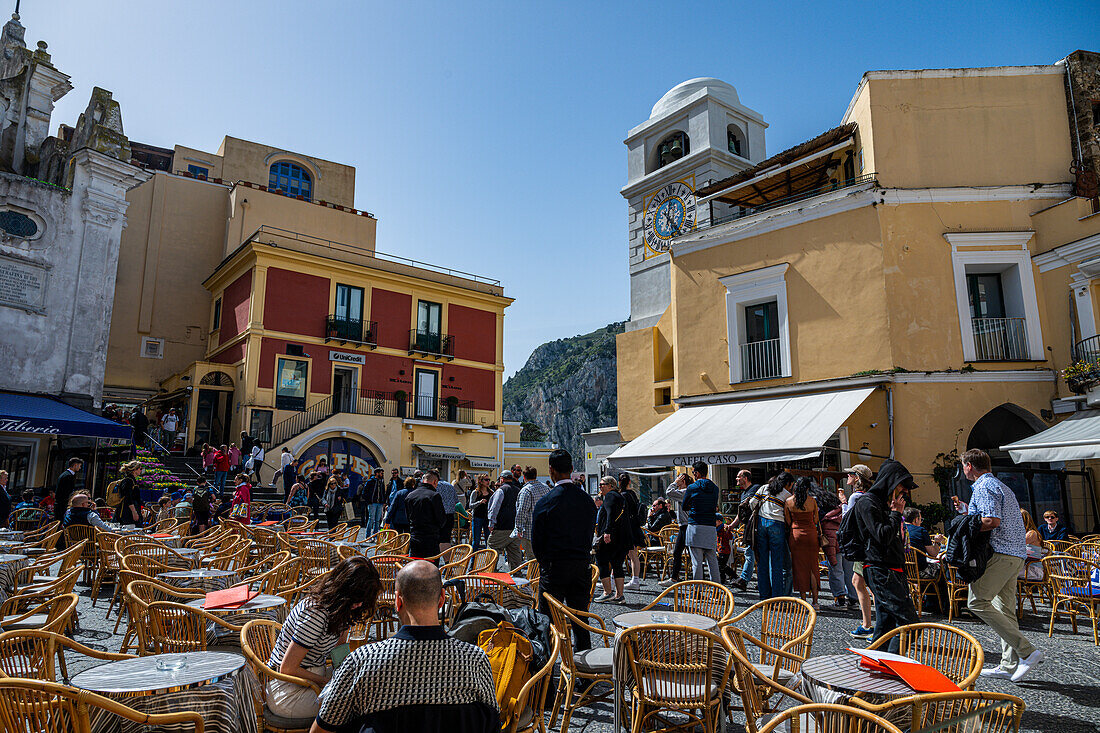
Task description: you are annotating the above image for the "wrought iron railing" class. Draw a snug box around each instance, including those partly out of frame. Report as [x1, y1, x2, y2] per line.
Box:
[411, 395, 474, 424]
[972, 317, 1029, 361]
[269, 395, 335, 448]
[705, 173, 878, 230]
[740, 338, 784, 381]
[409, 329, 455, 358]
[1073, 334, 1100, 363]
[325, 315, 377, 345]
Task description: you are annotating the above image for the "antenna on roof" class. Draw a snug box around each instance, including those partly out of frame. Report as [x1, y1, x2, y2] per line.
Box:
[13, 0, 18, 17]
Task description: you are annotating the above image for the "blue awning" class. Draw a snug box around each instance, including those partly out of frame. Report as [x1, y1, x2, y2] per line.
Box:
[0, 392, 131, 440]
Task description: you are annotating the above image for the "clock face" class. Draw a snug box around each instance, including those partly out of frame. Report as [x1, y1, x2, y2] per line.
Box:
[642, 180, 696, 255]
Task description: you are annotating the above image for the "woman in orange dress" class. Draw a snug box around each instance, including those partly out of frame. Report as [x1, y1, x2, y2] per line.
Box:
[785, 476, 820, 609]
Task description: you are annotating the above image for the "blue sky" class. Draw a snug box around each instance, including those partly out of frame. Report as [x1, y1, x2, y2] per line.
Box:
[35, 1, 1097, 377]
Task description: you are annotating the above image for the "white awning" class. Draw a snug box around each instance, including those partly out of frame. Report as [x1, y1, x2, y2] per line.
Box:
[414, 444, 466, 461]
[606, 387, 876, 470]
[1002, 412, 1100, 463]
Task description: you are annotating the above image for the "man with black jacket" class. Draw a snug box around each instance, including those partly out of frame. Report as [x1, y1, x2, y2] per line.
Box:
[532, 449, 597, 650]
[487, 471, 523, 570]
[850, 458, 918, 652]
[405, 469, 448, 560]
[54, 458, 83, 524]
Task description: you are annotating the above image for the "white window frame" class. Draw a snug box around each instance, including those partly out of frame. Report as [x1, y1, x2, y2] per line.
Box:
[945, 233, 1043, 362]
[719, 263, 791, 384]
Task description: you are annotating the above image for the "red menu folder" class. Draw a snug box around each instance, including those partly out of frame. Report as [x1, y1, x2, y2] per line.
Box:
[478, 572, 517, 585]
[258, 521, 279, 527]
[204, 586, 258, 610]
[151, 533, 175, 539]
[848, 648, 960, 693]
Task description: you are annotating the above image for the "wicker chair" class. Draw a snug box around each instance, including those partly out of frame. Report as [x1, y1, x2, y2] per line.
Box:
[122, 541, 195, 570]
[367, 529, 397, 547]
[1043, 554, 1100, 645]
[903, 547, 942, 617]
[89, 531, 123, 610]
[145, 601, 244, 653]
[638, 530, 667, 580]
[454, 574, 535, 610]
[511, 558, 540, 603]
[297, 538, 341, 577]
[240, 619, 319, 733]
[8, 565, 84, 609]
[62, 525, 99, 583]
[13, 541, 87, 588]
[10, 506, 47, 533]
[944, 563, 972, 622]
[19, 520, 59, 543]
[720, 596, 815, 689]
[468, 548, 498, 574]
[851, 691, 1025, 733]
[19, 528, 62, 556]
[119, 553, 178, 581]
[619, 624, 731, 733]
[0, 629, 135, 683]
[720, 624, 813, 733]
[864, 622, 983, 689]
[1017, 555, 1052, 618]
[204, 539, 252, 571]
[506, 629, 560, 733]
[641, 580, 735, 623]
[371, 554, 412, 637]
[118, 576, 205, 653]
[0, 593, 78, 635]
[0, 678, 204, 733]
[757, 703, 902, 733]
[544, 594, 615, 733]
[659, 524, 687, 579]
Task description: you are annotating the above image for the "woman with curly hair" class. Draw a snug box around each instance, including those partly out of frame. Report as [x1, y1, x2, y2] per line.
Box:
[266, 556, 383, 718]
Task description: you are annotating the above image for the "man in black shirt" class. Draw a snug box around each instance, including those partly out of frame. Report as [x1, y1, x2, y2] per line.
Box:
[532, 449, 597, 650]
[54, 457, 83, 524]
[405, 469, 448, 560]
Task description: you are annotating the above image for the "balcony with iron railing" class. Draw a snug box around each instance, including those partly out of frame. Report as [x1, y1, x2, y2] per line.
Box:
[268, 388, 476, 447]
[971, 317, 1029, 361]
[1073, 334, 1100, 363]
[740, 338, 784, 381]
[409, 329, 455, 359]
[325, 315, 377, 347]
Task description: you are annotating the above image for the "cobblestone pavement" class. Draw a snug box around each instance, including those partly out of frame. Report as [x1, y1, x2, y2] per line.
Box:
[64, 560, 1100, 732]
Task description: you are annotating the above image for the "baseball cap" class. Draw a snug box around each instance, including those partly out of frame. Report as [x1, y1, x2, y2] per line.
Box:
[498, 470, 514, 481]
[845, 464, 872, 483]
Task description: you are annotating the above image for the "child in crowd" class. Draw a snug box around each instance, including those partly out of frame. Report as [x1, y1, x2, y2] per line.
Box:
[716, 517, 735, 584]
[174, 492, 193, 519]
[156, 495, 174, 522]
[14, 490, 37, 510]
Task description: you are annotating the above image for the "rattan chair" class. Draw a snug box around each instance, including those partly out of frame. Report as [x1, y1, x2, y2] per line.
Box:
[0, 678, 205, 733]
[454, 574, 535, 609]
[367, 529, 397, 547]
[297, 538, 341, 577]
[851, 691, 1025, 733]
[903, 547, 942, 617]
[0, 629, 135, 683]
[19, 520, 59, 543]
[468, 547, 498, 574]
[1017, 555, 1052, 618]
[14, 541, 87, 588]
[641, 579, 736, 623]
[1043, 554, 1100, 645]
[0, 593, 78, 635]
[89, 531, 123, 610]
[720, 596, 815, 689]
[638, 530, 667, 580]
[145, 600, 244, 654]
[619, 624, 732, 733]
[506, 629, 560, 733]
[10, 506, 47, 533]
[118, 576, 205, 653]
[864, 622, 983, 690]
[62, 525, 99, 583]
[757, 703, 902, 733]
[511, 558, 540, 603]
[543, 594, 615, 733]
[720, 624, 813, 733]
[240, 619, 319, 732]
[658, 524, 688, 579]
[121, 540, 195, 570]
[9, 565, 83, 609]
[119, 552, 178, 580]
[944, 563, 972, 622]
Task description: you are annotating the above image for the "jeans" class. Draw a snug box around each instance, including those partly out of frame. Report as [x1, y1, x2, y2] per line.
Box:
[471, 517, 490, 550]
[865, 565, 918, 652]
[366, 503, 385, 537]
[826, 557, 847, 598]
[282, 471, 295, 500]
[739, 542, 755, 581]
[841, 556, 858, 601]
[756, 518, 788, 600]
[214, 471, 228, 492]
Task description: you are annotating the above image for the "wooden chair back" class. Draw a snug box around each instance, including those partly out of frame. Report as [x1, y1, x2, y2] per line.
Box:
[866, 622, 983, 689]
[642, 580, 735, 622]
[62, 525, 99, 573]
[0, 629, 136, 683]
[468, 548, 498, 574]
[10, 507, 47, 533]
[1043, 554, 1100, 644]
[720, 624, 813, 733]
[723, 597, 816, 678]
[145, 601, 243, 653]
[852, 691, 1025, 733]
[368, 529, 397, 547]
[757, 703, 903, 733]
[454, 574, 534, 609]
[298, 538, 341, 576]
[0, 678, 205, 733]
[0, 593, 79, 636]
[119, 553, 177, 579]
[239, 619, 320, 730]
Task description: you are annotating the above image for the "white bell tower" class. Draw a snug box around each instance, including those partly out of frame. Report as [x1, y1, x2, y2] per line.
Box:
[621, 78, 767, 331]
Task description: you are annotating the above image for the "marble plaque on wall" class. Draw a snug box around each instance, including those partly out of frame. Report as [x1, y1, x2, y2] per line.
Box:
[0, 254, 48, 312]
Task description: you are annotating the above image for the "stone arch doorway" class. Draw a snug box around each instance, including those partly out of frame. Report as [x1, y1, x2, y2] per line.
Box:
[294, 436, 382, 500]
[966, 403, 1046, 464]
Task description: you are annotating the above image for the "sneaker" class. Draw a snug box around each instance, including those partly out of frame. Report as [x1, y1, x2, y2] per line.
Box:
[657, 578, 677, 588]
[624, 578, 642, 591]
[980, 667, 1013, 680]
[849, 625, 873, 640]
[610, 595, 627, 604]
[732, 578, 748, 591]
[594, 592, 613, 603]
[832, 597, 848, 608]
[1010, 649, 1043, 682]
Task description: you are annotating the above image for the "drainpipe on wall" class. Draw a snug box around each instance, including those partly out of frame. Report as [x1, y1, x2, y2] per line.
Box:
[887, 386, 895, 459]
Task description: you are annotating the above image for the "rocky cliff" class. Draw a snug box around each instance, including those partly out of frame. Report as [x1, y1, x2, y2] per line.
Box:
[503, 322, 625, 460]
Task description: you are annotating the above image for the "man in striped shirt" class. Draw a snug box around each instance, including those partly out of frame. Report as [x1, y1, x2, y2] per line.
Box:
[512, 465, 551, 561]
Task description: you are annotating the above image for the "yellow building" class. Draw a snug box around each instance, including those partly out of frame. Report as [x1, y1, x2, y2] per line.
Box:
[104, 136, 553, 487]
[610, 54, 1100, 533]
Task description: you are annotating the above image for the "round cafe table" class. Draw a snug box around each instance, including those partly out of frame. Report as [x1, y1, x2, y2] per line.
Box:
[0, 529, 25, 542]
[612, 610, 717, 631]
[186, 593, 287, 617]
[156, 568, 236, 593]
[0, 539, 24, 553]
[0, 553, 31, 601]
[70, 651, 258, 733]
[797, 653, 915, 726]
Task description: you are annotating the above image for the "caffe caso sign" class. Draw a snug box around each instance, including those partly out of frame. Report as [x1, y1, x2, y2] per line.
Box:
[672, 454, 738, 466]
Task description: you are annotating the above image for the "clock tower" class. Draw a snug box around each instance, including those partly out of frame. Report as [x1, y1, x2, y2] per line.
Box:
[621, 78, 767, 331]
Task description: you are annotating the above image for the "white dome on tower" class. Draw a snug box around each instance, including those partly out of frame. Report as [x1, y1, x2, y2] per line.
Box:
[650, 78, 740, 120]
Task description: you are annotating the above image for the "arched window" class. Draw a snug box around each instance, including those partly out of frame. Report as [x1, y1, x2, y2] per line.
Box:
[655, 132, 689, 169]
[268, 161, 313, 201]
[727, 125, 746, 158]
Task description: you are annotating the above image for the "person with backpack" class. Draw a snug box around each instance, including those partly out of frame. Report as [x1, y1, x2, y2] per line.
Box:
[190, 480, 213, 534]
[838, 464, 875, 638]
[849, 458, 919, 653]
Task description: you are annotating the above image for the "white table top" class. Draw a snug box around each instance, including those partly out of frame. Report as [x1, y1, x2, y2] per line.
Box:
[158, 569, 236, 579]
[613, 610, 717, 631]
[0, 553, 28, 564]
[69, 651, 245, 694]
[186, 593, 286, 613]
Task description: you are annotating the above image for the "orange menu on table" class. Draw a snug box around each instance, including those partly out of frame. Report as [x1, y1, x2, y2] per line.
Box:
[848, 647, 960, 693]
[204, 586, 258, 610]
[151, 533, 175, 539]
[477, 572, 517, 585]
[257, 521, 279, 526]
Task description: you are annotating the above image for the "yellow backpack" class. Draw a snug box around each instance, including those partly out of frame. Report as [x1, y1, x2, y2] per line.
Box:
[105, 479, 125, 508]
[477, 620, 533, 728]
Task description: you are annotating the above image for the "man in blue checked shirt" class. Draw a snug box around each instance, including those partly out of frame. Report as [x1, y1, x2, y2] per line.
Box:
[962, 448, 1042, 682]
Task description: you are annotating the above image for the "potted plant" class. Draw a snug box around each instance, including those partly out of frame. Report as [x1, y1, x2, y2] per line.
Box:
[394, 390, 407, 418]
[1063, 359, 1100, 395]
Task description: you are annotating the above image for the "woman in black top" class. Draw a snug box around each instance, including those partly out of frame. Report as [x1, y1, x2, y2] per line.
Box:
[117, 460, 144, 526]
[469, 475, 493, 551]
[619, 474, 645, 590]
[595, 475, 632, 603]
[307, 471, 326, 520]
